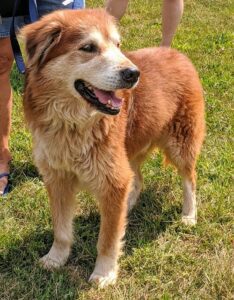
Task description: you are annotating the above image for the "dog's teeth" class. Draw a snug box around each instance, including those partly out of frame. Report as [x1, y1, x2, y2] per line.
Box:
[107, 100, 112, 105]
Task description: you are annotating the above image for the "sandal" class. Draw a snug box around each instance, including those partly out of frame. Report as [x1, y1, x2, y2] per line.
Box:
[0, 172, 10, 196]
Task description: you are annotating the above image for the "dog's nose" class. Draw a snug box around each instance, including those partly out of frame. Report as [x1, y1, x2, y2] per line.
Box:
[120, 67, 140, 84]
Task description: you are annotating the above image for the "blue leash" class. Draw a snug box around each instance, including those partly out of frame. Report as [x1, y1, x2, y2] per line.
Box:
[29, 0, 38, 22]
[10, 0, 85, 74]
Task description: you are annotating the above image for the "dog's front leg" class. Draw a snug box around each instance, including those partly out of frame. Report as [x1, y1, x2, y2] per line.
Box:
[89, 175, 133, 288]
[39, 170, 78, 269]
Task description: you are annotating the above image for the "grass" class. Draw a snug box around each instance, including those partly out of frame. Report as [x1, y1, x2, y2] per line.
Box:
[0, 0, 233, 299]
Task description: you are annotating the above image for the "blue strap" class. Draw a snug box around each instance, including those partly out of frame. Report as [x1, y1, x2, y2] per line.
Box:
[3, 183, 10, 195]
[29, 0, 38, 22]
[10, 0, 39, 74]
[0, 173, 10, 179]
[0, 173, 10, 196]
[10, 0, 27, 74]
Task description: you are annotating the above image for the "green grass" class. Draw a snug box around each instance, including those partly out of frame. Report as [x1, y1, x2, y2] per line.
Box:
[1, 0, 233, 299]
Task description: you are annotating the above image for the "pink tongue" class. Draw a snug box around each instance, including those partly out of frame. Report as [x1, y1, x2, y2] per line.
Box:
[93, 88, 122, 108]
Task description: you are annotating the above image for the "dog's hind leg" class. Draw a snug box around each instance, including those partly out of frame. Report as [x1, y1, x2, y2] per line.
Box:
[164, 143, 198, 225]
[181, 170, 197, 225]
[128, 163, 143, 211]
[163, 116, 205, 226]
[162, 93, 205, 225]
[39, 169, 78, 269]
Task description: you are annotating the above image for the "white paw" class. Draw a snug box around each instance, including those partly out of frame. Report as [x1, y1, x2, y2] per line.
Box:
[182, 216, 197, 226]
[89, 270, 117, 288]
[39, 253, 66, 270]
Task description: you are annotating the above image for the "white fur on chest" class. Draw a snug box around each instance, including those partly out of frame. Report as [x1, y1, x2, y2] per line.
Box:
[32, 118, 114, 190]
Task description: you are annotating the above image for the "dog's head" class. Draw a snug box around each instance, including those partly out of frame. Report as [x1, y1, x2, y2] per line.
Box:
[21, 9, 139, 116]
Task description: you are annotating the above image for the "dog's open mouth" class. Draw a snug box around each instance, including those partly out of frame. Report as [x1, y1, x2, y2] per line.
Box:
[74, 80, 122, 115]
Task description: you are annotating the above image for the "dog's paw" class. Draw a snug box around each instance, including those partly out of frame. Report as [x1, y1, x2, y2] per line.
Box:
[89, 254, 118, 288]
[89, 270, 117, 288]
[39, 253, 66, 270]
[182, 216, 197, 226]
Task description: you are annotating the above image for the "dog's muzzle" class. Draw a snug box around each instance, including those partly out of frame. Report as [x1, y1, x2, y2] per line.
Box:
[74, 67, 140, 116]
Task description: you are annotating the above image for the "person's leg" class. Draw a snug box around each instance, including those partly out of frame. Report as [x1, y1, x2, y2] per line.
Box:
[105, 0, 129, 20]
[106, 0, 183, 46]
[161, 0, 184, 46]
[0, 38, 13, 195]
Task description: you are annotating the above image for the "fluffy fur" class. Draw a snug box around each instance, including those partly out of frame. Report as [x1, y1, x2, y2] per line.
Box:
[21, 9, 205, 287]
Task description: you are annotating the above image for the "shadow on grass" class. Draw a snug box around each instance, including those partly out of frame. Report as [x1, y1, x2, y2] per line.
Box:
[1, 182, 180, 298]
[8, 161, 40, 192]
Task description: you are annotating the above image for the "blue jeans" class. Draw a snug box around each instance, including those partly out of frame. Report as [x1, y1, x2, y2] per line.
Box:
[0, 0, 85, 38]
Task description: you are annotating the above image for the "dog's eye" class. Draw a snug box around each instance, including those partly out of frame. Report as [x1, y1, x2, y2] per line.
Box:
[116, 42, 120, 48]
[79, 44, 97, 53]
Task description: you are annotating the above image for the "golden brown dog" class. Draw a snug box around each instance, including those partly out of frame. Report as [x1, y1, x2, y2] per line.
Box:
[21, 9, 205, 287]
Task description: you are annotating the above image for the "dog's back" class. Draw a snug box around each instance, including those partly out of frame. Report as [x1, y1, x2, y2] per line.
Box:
[124, 47, 205, 161]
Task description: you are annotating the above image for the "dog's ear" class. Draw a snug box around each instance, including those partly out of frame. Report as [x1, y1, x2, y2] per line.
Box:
[20, 19, 63, 67]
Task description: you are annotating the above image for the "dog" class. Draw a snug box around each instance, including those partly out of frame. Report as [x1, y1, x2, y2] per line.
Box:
[21, 8, 205, 287]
